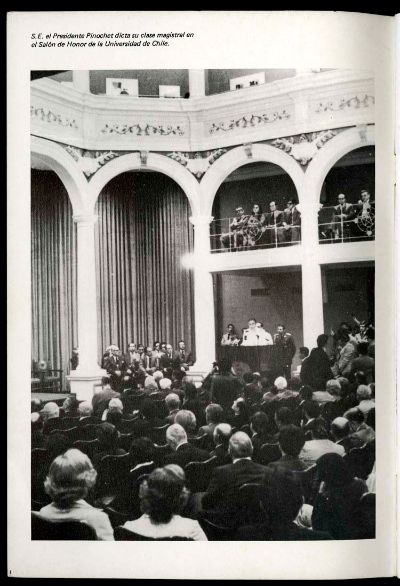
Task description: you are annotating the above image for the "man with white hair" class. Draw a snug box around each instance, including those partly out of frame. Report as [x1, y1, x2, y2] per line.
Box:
[331, 417, 364, 453]
[164, 393, 181, 424]
[210, 423, 233, 465]
[77, 401, 98, 426]
[313, 379, 341, 405]
[163, 423, 210, 468]
[159, 377, 172, 396]
[201, 432, 267, 525]
[41, 402, 60, 434]
[356, 385, 375, 417]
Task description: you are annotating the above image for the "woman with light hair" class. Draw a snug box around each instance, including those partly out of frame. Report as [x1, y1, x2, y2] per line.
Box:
[39, 449, 114, 540]
[123, 465, 207, 540]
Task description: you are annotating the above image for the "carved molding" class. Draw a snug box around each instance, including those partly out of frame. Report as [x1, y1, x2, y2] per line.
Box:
[272, 130, 337, 165]
[243, 143, 253, 159]
[209, 110, 291, 134]
[100, 122, 185, 136]
[315, 94, 374, 114]
[167, 148, 227, 178]
[31, 106, 79, 129]
[64, 145, 119, 177]
[140, 150, 149, 166]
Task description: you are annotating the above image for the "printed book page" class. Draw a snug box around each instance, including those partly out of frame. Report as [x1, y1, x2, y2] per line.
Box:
[7, 10, 397, 579]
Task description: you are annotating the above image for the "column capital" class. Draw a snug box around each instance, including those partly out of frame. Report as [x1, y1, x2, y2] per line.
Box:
[189, 215, 214, 227]
[73, 213, 98, 225]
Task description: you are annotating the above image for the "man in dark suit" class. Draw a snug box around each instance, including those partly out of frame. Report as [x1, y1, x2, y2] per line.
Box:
[123, 342, 140, 370]
[163, 424, 210, 467]
[300, 334, 333, 391]
[331, 193, 355, 240]
[173, 340, 193, 368]
[201, 431, 267, 525]
[159, 343, 175, 371]
[330, 417, 364, 453]
[264, 201, 284, 246]
[273, 324, 296, 380]
[210, 423, 233, 465]
[281, 199, 301, 244]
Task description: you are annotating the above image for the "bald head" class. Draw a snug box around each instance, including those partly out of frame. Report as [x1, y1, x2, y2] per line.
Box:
[331, 417, 350, 440]
[166, 423, 187, 450]
[229, 431, 253, 460]
[213, 423, 232, 447]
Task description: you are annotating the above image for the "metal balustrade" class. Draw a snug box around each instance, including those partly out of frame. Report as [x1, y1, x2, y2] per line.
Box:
[318, 203, 375, 244]
[210, 217, 301, 253]
[210, 203, 375, 253]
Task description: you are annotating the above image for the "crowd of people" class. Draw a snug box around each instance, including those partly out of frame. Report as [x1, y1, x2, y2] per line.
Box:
[31, 317, 375, 541]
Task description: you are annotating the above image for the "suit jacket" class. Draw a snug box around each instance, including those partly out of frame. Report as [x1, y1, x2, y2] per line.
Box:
[202, 458, 267, 514]
[332, 203, 355, 221]
[163, 442, 210, 468]
[159, 353, 175, 370]
[141, 354, 159, 371]
[266, 210, 283, 227]
[210, 373, 244, 411]
[337, 341, 357, 375]
[104, 355, 126, 375]
[173, 350, 193, 367]
[300, 348, 333, 391]
[123, 351, 141, 369]
[267, 455, 308, 473]
[282, 207, 301, 227]
[273, 332, 296, 363]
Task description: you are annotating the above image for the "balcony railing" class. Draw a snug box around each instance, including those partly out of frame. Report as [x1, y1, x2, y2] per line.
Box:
[318, 203, 375, 244]
[210, 217, 301, 253]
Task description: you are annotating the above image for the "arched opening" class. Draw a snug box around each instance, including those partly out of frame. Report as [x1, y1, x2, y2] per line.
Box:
[210, 161, 300, 252]
[31, 169, 77, 391]
[94, 171, 195, 362]
[318, 145, 375, 243]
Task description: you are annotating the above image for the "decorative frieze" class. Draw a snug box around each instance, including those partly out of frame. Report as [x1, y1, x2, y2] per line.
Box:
[64, 145, 119, 177]
[167, 148, 227, 178]
[31, 106, 79, 129]
[100, 122, 185, 136]
[272, 130, 337, 165]
[209, 110, 291, 134]
[315, 95, 374, 114]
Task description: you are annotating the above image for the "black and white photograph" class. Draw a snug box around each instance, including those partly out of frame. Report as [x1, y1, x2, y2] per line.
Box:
[8, 11, 397, 581]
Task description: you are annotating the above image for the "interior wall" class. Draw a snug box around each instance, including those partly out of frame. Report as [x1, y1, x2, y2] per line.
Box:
[213, 171, 298, 221]
[215, 270, 303, 368]
[322, 265, 375, 332]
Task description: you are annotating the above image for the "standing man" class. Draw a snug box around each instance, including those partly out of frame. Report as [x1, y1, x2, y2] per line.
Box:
[273, 324, 296, 380]
[124, 342, 140, 369]
[331, 193, 354, 240]
[264, 201, 284, 246]
[282, 198, 301, 244]
[220, 206, 249, 250]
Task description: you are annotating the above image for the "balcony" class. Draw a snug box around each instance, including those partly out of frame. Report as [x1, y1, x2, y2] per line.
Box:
[210, 216, 301, 253]
[318, 203, 375, 244]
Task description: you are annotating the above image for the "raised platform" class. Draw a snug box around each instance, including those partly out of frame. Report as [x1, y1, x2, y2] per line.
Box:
[31, 392, 75, 406]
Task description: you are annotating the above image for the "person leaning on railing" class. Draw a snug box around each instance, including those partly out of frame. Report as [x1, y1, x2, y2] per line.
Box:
[330, 194, 355, 240]
[220, 206, 249, 250]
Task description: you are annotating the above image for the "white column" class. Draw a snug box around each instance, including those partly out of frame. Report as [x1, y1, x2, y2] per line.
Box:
[72, 70, 90, 93]
[188, 69, 206, 98]
[189, 215, 216, 373]
[67, 213, 105, 400]
[301, 258, 324, 350]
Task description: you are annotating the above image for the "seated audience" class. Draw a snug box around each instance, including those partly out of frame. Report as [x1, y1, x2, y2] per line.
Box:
[174, 410, 197, 439]
[165, 393, 181, 425]
[92, 422, 126, 465]
[41, 402, 61, 434]
[356, 385, 375, 418]
[300, 418, 345, 467]
[182, 381, 206, 427]
[199, 403, 224, 439]
[163, 424, 209, 468]
[312, 453, 368, 539]
[250, 412, 274, 457]
[129, 437, 155, 468]
[344, 408, 375, 444]
[31, 412, 46, 449]
[313, 379, 340, 405]
[201, 432, 266, 526]
[330, 417, 364, 453]
[61, 396, 80, 418]
[77, 401, 98, 426]
[268, 425, 308, 472]
[38, 449, 114, 540]
[229, 397, 250, 429]
[236, 468, 332, 540]
[123, 465, 207, 540]
[210, 423, 233, 465]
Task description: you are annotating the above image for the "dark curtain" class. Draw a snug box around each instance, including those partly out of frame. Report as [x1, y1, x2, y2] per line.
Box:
[95, 172, 195, 360]
[31, 170, 78, 387]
